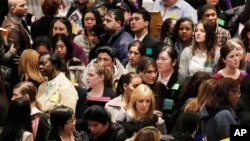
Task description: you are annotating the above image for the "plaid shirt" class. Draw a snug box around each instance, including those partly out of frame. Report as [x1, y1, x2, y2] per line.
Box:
[216, 25, 231, 47]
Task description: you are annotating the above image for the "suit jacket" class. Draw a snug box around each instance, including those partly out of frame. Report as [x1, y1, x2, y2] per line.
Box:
[142, 34, 164, 59]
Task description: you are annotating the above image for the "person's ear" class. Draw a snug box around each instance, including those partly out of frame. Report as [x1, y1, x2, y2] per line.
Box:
[123, 83, 128, 92]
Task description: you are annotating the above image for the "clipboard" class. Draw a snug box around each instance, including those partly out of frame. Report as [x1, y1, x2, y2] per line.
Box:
[68, 9, 82, 34]
[149, 11, 163, 38]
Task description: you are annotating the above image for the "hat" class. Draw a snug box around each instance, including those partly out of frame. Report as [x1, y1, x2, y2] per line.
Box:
[116, 2, 131, 12]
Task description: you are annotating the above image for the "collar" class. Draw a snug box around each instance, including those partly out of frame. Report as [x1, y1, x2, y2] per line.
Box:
[47, 72, 65, 87]
[160, 0, 181, 8]
[134, 32, 148, 41]
[157, 70, 174, 85]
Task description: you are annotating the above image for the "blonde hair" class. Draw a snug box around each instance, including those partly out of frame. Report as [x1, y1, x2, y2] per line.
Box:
[129, 84, 155, 119]
[89, 63, 113, 87]
[133, 126, 161, 141]
[228, 38, 246, 70]
[18, 49, 46, 84]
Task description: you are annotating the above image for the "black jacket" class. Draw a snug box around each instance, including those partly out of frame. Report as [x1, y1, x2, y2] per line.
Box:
[89, 123, 127, 141]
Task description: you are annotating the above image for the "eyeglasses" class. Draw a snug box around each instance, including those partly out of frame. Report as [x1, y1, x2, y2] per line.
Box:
[65, 117, 76, 125]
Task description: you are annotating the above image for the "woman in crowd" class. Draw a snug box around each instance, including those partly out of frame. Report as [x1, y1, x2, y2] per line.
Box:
[123, 40, 145, 72]
[80, 46, 127, 89]
[84, 105, 128, 141]
[200, 78, 241, 141]
[119, 84, 167, 134]
[136, 57, 167, 113]
[48, 105, 89, 141]
[171, 17, 194, 55]
[105, 72, 142, 122]
[179, 20, 220, 78]
[32, 36, 52, 55]
[133, 126, 161, 141]
[84, 63, 116, 107]
[11, 81, 50, 141]
[18, 49, 47, 88]
[50, 18, 88, 65]
[169, 71, 211, 134]
[0, 97, 33, 141]
[74, 9, 103, 58]
[156, 46, 180, 100]
[171, 78, 217, 136]
[52, 33, 85, 84]
[213, 39, 247, 83]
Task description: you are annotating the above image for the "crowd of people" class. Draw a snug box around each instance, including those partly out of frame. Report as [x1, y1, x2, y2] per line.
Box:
[0, 0, 250, 141]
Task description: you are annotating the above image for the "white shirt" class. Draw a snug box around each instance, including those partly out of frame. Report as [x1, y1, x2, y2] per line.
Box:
[134, 32, 148, 41]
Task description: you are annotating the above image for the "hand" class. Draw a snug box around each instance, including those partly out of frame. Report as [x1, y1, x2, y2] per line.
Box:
[154, 110, 163, 117]
[202, 136, 207, 141]
[9, 44, 16, 54]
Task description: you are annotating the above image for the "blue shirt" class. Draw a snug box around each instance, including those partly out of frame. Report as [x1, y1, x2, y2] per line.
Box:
[150, 0, 197, 23]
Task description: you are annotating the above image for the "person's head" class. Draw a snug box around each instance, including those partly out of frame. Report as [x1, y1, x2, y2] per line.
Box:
[180, 111, 200, 135]
[50, 106, 75, 134]
[8, 0, 27, 17]
[180, 71, 211, 101]
[18, 49, 46, 83]
[194, 20, 216, 45]
[116, 72, 142, 96]
[129, 84, 155, 119]
[87, 24, 105, 46]
[95, 46, 115, 68]
[41, 0, 60, 16]
[227, 39, 246, 69]
[12, 81, 37, 101]
[215, 78, 240, 107]
[84, 105, 111, 136]
[115, 2, 131, 24]
[198, 4, 217, 25]
[33, 36, 52, 54]
[38, 52, 62, 79]
[130, 8, 151, 33]
[172, 17, 194, 44]
[133, 126, 161, 141]
[52, 33, 73, 61]
[160, 18, 176, 40]
[12, 81, 42, 110]
[240, 20, 250, 53]
[87, 63, 113, 88]
[4, 97, 32, 135]
[136, 57, 157, 85]
[217, 40, 241, 70]
[82, 9, 103, 32]
[128, 40, 145, 66]
[156, 46, 178, 74]
[103, 9, 124, 34]
[192, 20, 216, 60]
[50, 18, 72, 37]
